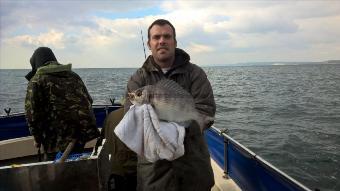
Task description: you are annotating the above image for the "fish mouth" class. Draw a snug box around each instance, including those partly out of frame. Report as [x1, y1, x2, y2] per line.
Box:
[127, 93, 134, 100]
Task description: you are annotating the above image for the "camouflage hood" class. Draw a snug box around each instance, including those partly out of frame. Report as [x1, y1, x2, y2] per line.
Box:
[36, 61, 72, 75]
[26, 47, 58, 81]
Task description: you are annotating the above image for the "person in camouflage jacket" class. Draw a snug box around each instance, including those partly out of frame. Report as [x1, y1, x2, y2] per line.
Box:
[25, 47, 99, 155]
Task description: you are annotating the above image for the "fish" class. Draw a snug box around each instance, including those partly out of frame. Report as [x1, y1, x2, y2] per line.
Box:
[128, 79, 213, 130]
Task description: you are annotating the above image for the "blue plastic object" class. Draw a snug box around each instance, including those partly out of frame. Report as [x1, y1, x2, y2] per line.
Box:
[54, 152, 91, 162]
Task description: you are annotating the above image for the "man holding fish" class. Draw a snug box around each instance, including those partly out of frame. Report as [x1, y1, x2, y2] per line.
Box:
[123, 19, 216, 191]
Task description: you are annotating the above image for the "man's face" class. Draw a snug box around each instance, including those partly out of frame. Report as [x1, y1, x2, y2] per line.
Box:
[148, 24, 177, 64]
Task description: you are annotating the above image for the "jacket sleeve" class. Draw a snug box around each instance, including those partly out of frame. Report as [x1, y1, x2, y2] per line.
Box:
[124, 68, 146, 113]
[25, 80, 46, 145]
[190, 65, 216, 128]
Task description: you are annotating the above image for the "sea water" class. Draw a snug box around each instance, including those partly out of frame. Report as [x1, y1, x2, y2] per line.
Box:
[0, 64, 339, 191]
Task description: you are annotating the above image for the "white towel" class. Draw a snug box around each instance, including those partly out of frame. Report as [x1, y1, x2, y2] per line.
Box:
[114, 104, 186, 162]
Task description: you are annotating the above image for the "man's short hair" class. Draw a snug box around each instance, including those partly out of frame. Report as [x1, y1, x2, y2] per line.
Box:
[147, 19, 176, 41]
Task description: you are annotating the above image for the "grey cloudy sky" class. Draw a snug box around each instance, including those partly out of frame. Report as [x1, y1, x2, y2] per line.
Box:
[1, 0, 339, 69]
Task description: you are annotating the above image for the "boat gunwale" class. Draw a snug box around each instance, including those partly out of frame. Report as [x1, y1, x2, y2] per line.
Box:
[209, 126, 312, 191]
[1, 105, 313, 191]
[0, 104, 123, 118]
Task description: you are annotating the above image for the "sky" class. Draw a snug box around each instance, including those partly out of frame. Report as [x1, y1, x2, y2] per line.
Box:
[1, 0, 340, 69]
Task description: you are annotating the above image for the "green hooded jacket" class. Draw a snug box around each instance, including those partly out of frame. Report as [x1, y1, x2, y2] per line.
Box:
[25, 61, 99, 152]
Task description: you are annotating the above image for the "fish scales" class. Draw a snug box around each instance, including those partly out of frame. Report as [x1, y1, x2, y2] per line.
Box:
[128, 79, 199, 123]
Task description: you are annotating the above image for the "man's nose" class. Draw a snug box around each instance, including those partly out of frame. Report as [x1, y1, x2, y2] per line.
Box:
[159, 36, 166, 44]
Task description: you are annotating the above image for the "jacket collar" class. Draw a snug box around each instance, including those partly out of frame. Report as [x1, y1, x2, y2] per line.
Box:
[142, 48, 190, 74]
[36, 61, 72, 75]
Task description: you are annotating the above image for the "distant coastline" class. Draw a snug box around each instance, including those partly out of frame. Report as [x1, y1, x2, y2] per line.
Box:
[222, 60, 340, 67]
[1, 60, 340, 70]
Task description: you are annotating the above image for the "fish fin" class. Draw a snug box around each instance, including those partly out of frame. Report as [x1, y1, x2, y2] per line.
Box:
[155, 79, 192, 97]
[196, 114, 215, 131]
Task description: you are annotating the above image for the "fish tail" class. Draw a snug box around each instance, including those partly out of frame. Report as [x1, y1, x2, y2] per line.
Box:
[196, 114, 215, 131]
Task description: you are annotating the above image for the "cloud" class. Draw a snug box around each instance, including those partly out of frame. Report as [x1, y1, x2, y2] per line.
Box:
[1, 0, 340, 69]
[5, 30, 65, 49]
[0, 0, 160, 43]
[187, 42, 214, 53]
[296, 15, 340, 44]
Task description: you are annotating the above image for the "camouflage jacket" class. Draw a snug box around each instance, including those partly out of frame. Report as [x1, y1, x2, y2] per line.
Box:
[25, 61, 99, 152]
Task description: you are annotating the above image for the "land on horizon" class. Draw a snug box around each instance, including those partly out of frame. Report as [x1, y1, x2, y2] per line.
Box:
[0, 60, 339, 70]
[213, 59, 340, 67]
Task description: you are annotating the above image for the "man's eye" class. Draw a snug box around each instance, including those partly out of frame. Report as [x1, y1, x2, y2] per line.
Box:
[152, 35, 160, 40]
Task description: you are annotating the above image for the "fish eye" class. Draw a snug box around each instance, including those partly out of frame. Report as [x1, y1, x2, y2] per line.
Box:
[136, 90, 142, 96]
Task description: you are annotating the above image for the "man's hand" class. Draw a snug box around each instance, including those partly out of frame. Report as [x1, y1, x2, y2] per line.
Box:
[33, 140, 40, 148]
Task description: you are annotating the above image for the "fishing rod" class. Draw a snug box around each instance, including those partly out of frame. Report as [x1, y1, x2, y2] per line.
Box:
[140, 29, 147, 59]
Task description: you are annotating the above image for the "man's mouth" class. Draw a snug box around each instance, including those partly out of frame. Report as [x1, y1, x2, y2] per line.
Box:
[157, 47, 168, 51]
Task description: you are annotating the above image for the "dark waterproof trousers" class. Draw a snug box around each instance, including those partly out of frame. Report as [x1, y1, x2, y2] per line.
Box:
[137, 124, 214, 191]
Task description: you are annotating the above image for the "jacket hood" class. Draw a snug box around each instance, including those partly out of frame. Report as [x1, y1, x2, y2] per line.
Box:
[25, 71, 36, 81]
[36, 62, 72, 75]
[142, 48, 190, 72]
[25, 47, 57, 81]
[173, 48, 190, 67]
